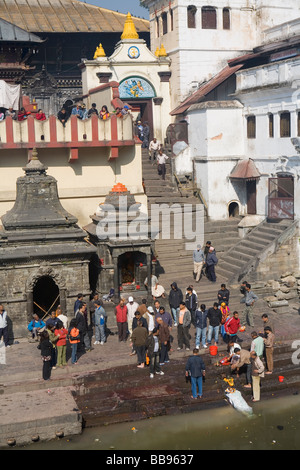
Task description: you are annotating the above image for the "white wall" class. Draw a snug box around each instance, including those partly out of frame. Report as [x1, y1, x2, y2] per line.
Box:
[143, 0, 300, 108]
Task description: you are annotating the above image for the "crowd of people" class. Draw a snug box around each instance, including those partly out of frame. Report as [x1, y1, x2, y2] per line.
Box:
[0, 106, 45, 122]
[57, 102, 130, 126]
[0, 102, 131, 127]
[0, 269, 276, 403]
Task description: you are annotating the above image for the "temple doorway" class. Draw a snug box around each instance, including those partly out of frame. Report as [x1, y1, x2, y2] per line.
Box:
[118, 251, 147, 291]
[128, 99, 154, 141]
[33, 276, 60, 318]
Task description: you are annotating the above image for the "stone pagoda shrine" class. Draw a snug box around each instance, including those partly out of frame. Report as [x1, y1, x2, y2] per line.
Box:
[0, 149, 96, 338]
[84, 182, 154, 302]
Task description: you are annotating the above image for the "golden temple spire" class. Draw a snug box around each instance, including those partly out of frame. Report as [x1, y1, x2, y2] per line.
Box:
[93, 43, 106, 59]
[121, 12, 139, 40]
[159, 44, 167, 57]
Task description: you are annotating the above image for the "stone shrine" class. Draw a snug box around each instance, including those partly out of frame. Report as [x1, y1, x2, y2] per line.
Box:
[84, 182, 154, 302]
[0, 149, 96, 338]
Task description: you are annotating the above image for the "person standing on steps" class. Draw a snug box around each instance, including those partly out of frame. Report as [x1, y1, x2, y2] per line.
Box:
[250, 331, 264, 360]
[169, 282, 183, 326]
[263, 326, 275, 374]
[157, 149, 169, 180]
[250, 350, 265, 402]
[146, 327, 164, 378]
[217, 283, 230, 306]
[177, 301, 192, 351]
[131, 320, 148, 368]
[149, 137, 160, 163]
[156, 316, 170, 365]
[205, 246, 218, 283]
[195, 304, 208, 349]
[240, 283, 258, 328]
[185, 348, 206, 399]
[115, 298, 128, 343]
[193, 244, 205, 283]
[185, 287, 197, 327]
[207, 302, 222, 345]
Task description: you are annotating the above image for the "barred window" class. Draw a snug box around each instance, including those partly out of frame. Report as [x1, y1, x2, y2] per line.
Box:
[202, 6, 217, 29]
[247, 115, 256, 139]
[280, 112, 291, 138]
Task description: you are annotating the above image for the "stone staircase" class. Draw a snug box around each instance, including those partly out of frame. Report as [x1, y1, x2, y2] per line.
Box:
[216, 219, 298, 284]
[73, 341, 300, 428]
[140, 148, 298, 318]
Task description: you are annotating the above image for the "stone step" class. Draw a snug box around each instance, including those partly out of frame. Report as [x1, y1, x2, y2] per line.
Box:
[247, 233, 276, 244]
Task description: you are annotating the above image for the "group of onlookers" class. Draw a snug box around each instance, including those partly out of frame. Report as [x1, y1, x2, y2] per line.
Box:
[0, 102, 130, 127]
[0, 106, 46, 122]
[57, 103, 130, 126]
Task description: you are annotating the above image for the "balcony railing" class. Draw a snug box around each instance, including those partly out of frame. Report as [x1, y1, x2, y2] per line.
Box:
[0, 113, 135, 162]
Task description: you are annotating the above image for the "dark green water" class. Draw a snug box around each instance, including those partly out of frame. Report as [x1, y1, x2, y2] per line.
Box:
[16, 393, 300, 451]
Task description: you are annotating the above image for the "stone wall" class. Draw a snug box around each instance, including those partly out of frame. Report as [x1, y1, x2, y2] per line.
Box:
[248, 230, 300, 283]
[0, 259, 91, 340]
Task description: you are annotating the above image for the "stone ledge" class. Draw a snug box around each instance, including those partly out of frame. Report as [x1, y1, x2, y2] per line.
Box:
[0, 387, 82, 448]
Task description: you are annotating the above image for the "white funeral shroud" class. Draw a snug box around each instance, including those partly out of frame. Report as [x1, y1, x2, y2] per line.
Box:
[225, 388, 253, 417]
[0, 80, 21, 109]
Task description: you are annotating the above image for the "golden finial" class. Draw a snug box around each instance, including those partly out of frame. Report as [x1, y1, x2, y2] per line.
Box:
[93, 43, 106, 59]
[121, 12, 139, 40]
[155, 47, 160, 57]
[159, 44, 167, 57]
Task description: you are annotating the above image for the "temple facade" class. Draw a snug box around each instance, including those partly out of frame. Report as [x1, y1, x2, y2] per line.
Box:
[80, 13, 171, 144]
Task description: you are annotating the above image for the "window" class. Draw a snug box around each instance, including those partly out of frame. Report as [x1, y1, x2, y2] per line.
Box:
[162, 12, 168, 35]
[202, 6, 217, 29]
[280, 112, 291, 138]
[268, 113, 274, 138]
[170, 8, 174, 31]
[187, 5, 197, 29]
[247, 115, 256, 139]
[156, 16, 160, 37]
[298, 111, 300, 137]
[223, 8, 230, 30]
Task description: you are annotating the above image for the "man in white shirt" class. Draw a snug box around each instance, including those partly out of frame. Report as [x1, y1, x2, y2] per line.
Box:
[157, 149, 169, 180]
[149, 138, 161, 162]
[126, 296, 139, 336]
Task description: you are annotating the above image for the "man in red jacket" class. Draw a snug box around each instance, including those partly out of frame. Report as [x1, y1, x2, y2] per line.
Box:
[224, 311, 240, 343]
[115, 298, 128, 342]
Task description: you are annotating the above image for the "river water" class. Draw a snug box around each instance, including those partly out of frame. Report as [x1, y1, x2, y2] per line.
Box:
[15, 392, 300, 451]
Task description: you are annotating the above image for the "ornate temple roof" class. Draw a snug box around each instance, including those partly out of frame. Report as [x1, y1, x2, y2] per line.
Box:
[0, 0, 149, 34]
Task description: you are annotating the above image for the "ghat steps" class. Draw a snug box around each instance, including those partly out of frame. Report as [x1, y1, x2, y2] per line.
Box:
[73, 342, 300, 428]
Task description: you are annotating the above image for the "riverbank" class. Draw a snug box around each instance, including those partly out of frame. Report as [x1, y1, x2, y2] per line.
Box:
[1, 306, 300, 449]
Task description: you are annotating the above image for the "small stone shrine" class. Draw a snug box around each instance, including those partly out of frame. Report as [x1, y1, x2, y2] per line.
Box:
[0, 149, 96, 338]
[84, 182, 154, 302]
